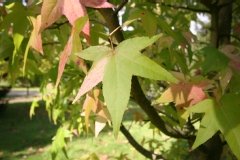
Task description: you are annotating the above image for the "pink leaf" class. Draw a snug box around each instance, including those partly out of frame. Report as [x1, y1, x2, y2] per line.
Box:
[55, 17, 88, 87]
[95, 121, 106, 137]
[40, 0, 114, 37]
[55, 37, 72, 87]
[40, 0, 61, 31]
[29, 15, 43, 54]
[61, 0, 86, 25]
[158, 82, 207, 109]
[73, 57, 109, 103]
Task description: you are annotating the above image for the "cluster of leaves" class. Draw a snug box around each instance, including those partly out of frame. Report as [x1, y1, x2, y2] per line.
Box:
[1, 0, 240, 159]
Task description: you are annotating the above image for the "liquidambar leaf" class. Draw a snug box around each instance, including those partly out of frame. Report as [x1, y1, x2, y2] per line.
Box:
[185, 95, 240, 159]
[82, 94, 96, 131]
[103, 56, 132, 135]
[40, 0, 114, 37]
[157, 82, 207, 109]
[74, 35, 178, 136]
[72, 56, 110, 103]
[56, 16, 87, 87]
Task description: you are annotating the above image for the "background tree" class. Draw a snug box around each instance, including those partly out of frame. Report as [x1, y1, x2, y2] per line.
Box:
[0, 0, 240, 159]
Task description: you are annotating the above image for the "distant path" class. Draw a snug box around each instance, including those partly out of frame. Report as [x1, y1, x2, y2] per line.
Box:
[6, 89, 40, 97]
[1, 88, 41, 103]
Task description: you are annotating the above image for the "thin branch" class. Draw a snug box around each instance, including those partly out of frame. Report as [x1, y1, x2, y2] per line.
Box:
[98, 8, 193, 139]
[155, 107, 179, 124]
[43, 41, 60, 46]
[89, 19, 107, 27]
[120, 124, 165, 160]
[47, 21, 69, 30]
[114, 0, 128, 15]
[148, 1, 210, 13]
[131, 77, 191, 139]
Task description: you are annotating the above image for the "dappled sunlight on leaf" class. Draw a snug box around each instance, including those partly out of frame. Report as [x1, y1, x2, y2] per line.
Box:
[157, 82, 207, 109]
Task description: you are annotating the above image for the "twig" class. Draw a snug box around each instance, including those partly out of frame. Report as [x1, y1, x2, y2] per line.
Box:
[47, 21, 69, 30]
[120, 124, 165, 160]
[43, 42, 60, 46]
[148, 1, 210, 13]
[114, 0, 128, 15]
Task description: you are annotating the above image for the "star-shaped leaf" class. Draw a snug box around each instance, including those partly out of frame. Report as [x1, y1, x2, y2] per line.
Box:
[73, 35, 178, 136]
[23, 15, 43, 74]
[157, 82, 207, 109]
[183, 95, 240, 159]
[40, 0, 114, 37]
[55, 16, 88, 87]
[29, 15, 43, 54]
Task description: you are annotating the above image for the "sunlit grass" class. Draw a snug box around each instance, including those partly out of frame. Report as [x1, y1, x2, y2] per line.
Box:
[0, 101, 189, 160]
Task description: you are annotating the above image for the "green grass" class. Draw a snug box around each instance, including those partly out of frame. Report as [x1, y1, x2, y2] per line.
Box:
[0, 101, 189, 160]
[0, 102, 57, 160]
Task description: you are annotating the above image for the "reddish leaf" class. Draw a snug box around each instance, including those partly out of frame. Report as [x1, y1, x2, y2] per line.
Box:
[23, 15, 43, 74]
[158, 82, 207, 109]
[29, 15, 43, 54]
[72, 56, 109, 103]
[40, 0, 114, 37]
[82, 94, 97, 131]
[56, 17, 87, 87]
[40, 0, 62, 31]
[82, 89, 110, 135]
[56, 37, 72, 87]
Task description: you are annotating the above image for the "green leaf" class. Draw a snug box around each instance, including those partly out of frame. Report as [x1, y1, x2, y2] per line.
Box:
[116, 35, 160, 53]
[51, 127, 71, 160]
[103, 56, 132, 137]
[217, 94, 240, 159]
[74, 35, 178, 136]
[200, 46, 229, 74]
[183, 99, 218, 149]
[29, 98, 40, 119]
[186, 96, 240, 159]
[77, 46, 112, 61]
[128, 9, 157, 36]
[117, 51, 178, 82]
[12, 33, 24, 63]
[0, 32, 14, 59]
[156, 17, 186, 45]
[1, 2, 29, 33]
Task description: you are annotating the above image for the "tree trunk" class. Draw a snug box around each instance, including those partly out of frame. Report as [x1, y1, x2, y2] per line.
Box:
[191, 0, 233, 159]
[210, 0, 232, 47]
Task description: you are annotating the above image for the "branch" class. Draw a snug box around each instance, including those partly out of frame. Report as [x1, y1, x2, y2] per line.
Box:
[120, 124, 165, 160]
[148, 1, 210, 13]
[47, 21, 69, 30]
[43, 41, 60, 46]
[114, 0, 128, 15]
[131, 77, 191, 139]
[98, 8, 192, 139]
